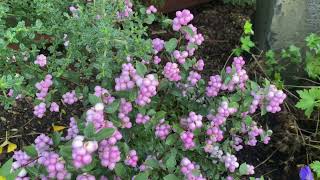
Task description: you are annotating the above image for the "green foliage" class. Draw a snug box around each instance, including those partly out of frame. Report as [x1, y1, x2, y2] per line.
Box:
[223, 0, 255, 6]
[310, 161, 320, 177]
[296, 88, 320, 118]
[233, 20, 255, 56]
[0, 1, 279, 179]
[0, 158, 21, 180]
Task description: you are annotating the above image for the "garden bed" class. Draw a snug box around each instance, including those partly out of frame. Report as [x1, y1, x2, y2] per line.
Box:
[0, 0, 312, 179]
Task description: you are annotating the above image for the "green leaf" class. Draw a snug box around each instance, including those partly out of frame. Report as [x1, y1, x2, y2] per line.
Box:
[59, 145, 72, 160]
[165, 134, 178, 146]
[26, 166, 39, 176]
[136, 62, 148, 77]
[145, 14, 155, 24]
[135, 172, 149, 180]
[105, 99, 120, 114]
[181, 26, 195, 36]
[244, 116, 252, 126]
[296, 88, 320, 118]
[0, 158, 13, 176]
[84, 122, 95, 138]
[129, 89, 138, 102]
[88, 94, 102, 105]
[165, 151, 177, 170]
[62, 71, 80, 84]
[239, 163, 248, 175]
[145, 159, 160, 169]
[310, 161, 320, 176]
[240, 36, 255, 52]
[94, 128, 115, 141]
[163, 174, 180, 180]
[23, 145, 37, 157]
[115, 163, 127, 178]
[244, 21, 253, 35]
[52, 132, 61, 146]
[6, 168, 21, 180]
[165, 38, 178, 53]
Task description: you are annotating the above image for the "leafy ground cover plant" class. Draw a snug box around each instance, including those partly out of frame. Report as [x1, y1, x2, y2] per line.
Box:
[0, 0, 285, 179]
[257, 32, 320, 178]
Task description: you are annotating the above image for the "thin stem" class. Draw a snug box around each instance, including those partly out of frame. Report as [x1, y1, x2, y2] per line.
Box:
[255, 147, 280, 168]
[284, 85, 319, 88]
[294, 76, 320, 85]
[315, 110, 320, 136]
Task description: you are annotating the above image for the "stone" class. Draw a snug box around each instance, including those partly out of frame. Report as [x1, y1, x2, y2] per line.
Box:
[255, 0, 320, 50]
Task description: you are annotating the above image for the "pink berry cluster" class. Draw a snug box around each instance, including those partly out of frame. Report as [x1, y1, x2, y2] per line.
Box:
[99, 141, 121, 170]
[193, 59, 204, 71]
[206, 75, 222, 97]
[206, 126, 224, 143]
[244, 164, 255, 175]
[50, 102, 59, 112]
[248, 91, 263, 114]
[118, 98, 132, 128]
[76, 174, 95, 180]
[94, 86, 115, 104]
[246, 124, 264, 146]
[34, 54, 47, 67]
[173, 50, 188, 64]
[183, 112, 203, 131]
[206, 101, 237, 143]
[62, 90, 78, 105]
[62, 117, 79, 141]
[103, 121, 123, 145]
[33, 102, 46, 118]
[163, 62, 181, 82]
[86, 103, 105, 131]
[72, 136, 98, 168]
[204, 142, 223, 160]
[12, 151, 32, 169]
[265, 85, 286, 113]
[172, 9, 194, 31]
[35, 74, 53, 100]
[221, 57, 248, 91]
[38, 151, 70, 179]
[180, 131, 195, 149]
[207, 101, 237, 126]
[117, 0, 133, 19]
[187, 71, 201, 86]
[135, 113, 150, 124]
[115, 63, 139, 91]
[153, 56, 161, 64]
[146, 5, 157, 14]
[135, 74, 159, 106]
[155, 119, 171, 140]
[232, 136, 243, 151]
[125, 150, 139, 167]
[34, 134, 53, 153]
[152, 38, 165, 54]
[180, 157, 206, 180]
[221, 153, 239, 172]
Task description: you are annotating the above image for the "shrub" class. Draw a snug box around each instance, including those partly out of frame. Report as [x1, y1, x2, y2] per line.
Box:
[0, 0, 285, 179]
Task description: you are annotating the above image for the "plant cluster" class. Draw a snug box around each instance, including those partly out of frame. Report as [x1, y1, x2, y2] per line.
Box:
[0, 0, 285, 179]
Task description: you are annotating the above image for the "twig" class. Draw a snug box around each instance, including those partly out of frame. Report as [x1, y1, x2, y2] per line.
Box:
[255, 147, 280, 168]
[315, 110, 320, 136]
[284, 85, 319, 88]
[293, 76, 320, 85]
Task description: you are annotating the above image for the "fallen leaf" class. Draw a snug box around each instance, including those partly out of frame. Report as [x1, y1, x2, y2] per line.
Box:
[7, 142, 17, 153]
[52, 125, 66, 132]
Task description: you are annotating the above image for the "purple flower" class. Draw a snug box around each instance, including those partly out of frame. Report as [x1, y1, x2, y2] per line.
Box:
[300, 166, 314, 180]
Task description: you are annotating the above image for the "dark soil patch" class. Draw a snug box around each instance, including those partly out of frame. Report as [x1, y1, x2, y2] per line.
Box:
[0, 99, 84, 162]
